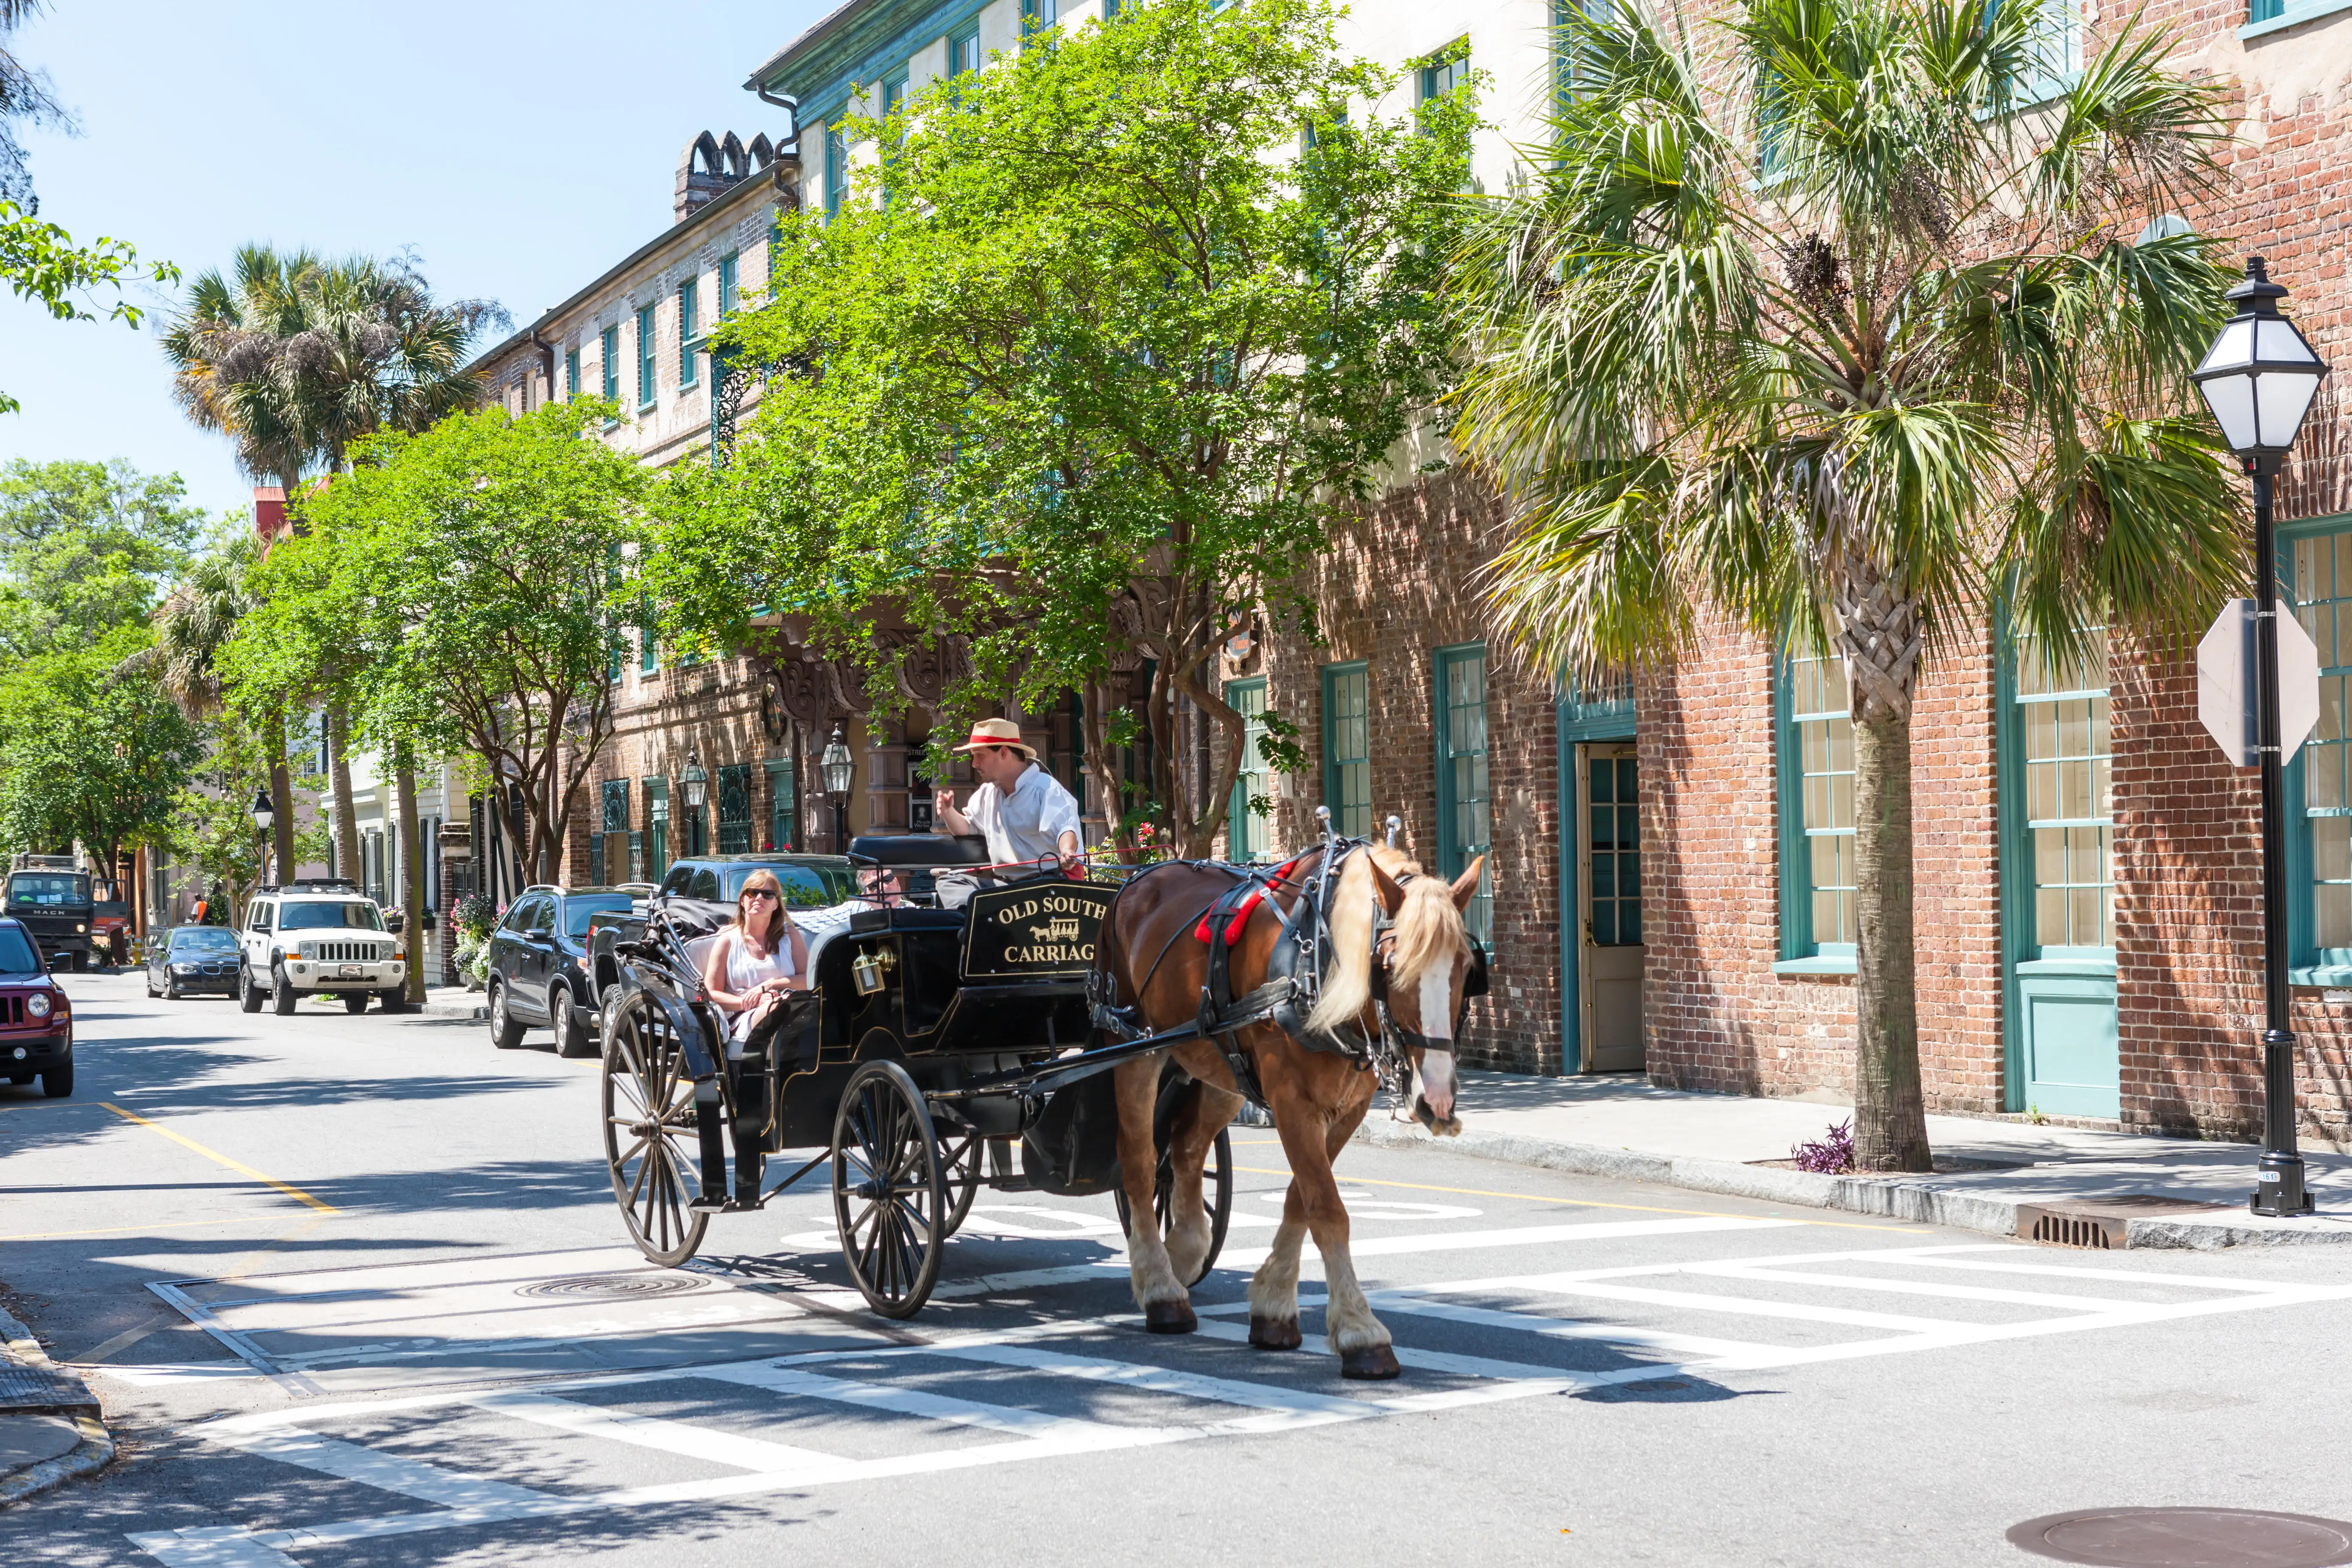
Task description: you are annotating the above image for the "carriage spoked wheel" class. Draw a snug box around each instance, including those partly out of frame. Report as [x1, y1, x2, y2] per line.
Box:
[831, 1059, 948, 1318]
[937, 1128, 985, 1238]
[602, 991, 710, 1268]
[1114, 1078, 1235, 1288]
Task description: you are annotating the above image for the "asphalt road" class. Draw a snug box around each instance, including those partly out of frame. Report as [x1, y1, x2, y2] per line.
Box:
[6, 969, 2352, 1567]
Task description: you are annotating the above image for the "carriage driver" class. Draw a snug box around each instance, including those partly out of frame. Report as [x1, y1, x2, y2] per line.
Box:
[933, 718, 1084, 877]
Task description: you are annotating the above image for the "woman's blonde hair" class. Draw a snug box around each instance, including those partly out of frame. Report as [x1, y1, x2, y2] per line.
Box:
[736, 869, 797, 950]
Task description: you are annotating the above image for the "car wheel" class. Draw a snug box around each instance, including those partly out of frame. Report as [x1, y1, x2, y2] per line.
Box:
[488, 981, 527, 1049]
[41, 1060, 72, 1097]
[552, 988, 595, 1059]
[239, 964, 264, 1013]
[146, 972, 159, 998]
[271, 965, 298, 1016]
[164, 977, 180, 1000]
[343, 993, 368, 1014]
[378, 990, 407, 1014]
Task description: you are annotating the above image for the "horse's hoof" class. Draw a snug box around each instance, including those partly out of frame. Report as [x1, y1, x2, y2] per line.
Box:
[1144, 1299, 1198, 1335]
[1340, 1344, 1401, 1380]
[1249, 1315, 1302, 1351]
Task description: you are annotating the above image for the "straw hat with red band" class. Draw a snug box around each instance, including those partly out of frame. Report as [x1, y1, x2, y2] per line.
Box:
[951, 718, 1037, 759]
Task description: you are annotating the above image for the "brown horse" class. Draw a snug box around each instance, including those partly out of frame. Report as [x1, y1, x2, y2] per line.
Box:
[1101, 842, 1483, 1379]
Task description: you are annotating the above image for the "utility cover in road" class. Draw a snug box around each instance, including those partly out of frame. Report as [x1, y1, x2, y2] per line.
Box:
[2198, 598, 2321, 766]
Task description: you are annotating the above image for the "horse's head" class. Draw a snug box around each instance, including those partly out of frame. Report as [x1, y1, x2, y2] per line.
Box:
[1367, 853, 1485, 1136]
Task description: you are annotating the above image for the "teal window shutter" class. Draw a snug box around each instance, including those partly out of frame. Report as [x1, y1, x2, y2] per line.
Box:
[1320, 661, 1370, 839]
[1225, 677, 1270, 861]
[1776, 651, 1856, 959]
[678, 279, 698, 386]
[600, 326, 620, 403]
[1022, 0, 1058, 46]
[1433, 644, 1491, 941]
[950, 24, 982, 78]
[565, 348, 580, 398]
[638, 598, 658, 674]
[636, 304, 656, 407]
[824, 123, 847, 218]
[718, 253, 738, 317]
[643, 778, 670, 881]
[766, 758, 797, 852]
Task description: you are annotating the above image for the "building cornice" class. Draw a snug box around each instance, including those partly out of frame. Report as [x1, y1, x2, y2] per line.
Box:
[742, 0, 993, 128]
[473, 161, 798, 372]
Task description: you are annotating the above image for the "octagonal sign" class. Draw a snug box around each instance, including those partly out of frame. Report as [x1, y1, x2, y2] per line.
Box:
[2198, 599, 2321, 767]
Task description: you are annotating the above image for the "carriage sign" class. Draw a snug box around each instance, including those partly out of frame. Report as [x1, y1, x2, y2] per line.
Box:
[961, 882, 1118, 979]
[2197, 599, 2321, 767]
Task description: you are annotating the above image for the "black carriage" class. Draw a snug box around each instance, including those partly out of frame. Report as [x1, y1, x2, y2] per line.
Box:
[589, 833, 1234, 1318]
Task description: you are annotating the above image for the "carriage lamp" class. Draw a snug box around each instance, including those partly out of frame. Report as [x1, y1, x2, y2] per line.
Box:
[249, 789, 274, 833]
[850, 944, 895, 996]
[821, 724, 855, 854]
[681, 749, 708, 810]
[2193, 254, 2331, 1219]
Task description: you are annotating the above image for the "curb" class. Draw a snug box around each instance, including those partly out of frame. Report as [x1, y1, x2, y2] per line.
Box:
[0, 1309, 112, 1510]
[1352, 1119, 2352, 1249]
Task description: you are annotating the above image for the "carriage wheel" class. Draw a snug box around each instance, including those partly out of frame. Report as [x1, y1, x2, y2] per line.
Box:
[602, 992, 709, 1268]
[1115, 1106, 1235, 1287]
[938, 1129, 985, 1238]
[831, 1060, 947, 1319]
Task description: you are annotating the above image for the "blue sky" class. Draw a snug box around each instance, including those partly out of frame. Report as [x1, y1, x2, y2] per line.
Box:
[0, 0, 825, 521]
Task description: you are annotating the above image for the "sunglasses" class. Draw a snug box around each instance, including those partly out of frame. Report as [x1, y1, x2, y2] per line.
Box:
[742, 889, 778, 902]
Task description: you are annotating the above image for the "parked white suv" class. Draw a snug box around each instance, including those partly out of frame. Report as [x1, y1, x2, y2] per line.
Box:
[238, 880, 409, 1016]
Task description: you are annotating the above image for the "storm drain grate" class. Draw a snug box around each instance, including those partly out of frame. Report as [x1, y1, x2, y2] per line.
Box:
[514, 1273, 708, 1302]
[0, 1360, 99, 1412]
[2029, 1212, 2116, 1249]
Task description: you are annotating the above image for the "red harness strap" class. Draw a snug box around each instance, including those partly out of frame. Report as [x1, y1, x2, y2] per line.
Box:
[1193, 857, 1303, 945]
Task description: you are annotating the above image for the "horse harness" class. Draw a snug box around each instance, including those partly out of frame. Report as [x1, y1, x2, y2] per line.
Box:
[1088, 839, 1490, 1109]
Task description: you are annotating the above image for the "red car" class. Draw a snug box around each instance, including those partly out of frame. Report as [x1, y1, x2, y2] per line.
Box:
[0, 917, 72, 1097]
[90, 900, 131, 967]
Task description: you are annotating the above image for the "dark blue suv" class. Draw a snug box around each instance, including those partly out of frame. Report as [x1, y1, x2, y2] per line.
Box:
[485, 885, 639, 1058]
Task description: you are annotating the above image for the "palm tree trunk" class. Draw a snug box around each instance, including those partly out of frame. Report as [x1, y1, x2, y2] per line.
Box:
[1848, 680, 1931, 1173]
[268, 707, 296, 885]
[328, 702, 360, 884]
[394, 745, 426, 1005]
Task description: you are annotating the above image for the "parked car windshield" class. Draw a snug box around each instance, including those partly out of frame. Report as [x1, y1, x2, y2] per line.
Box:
[0, 927, 37, 972]
[7, 873, 88, 906]
[169, 927, 240, 953]
[278, 901, 385, 932]
[723, 864, 849, 908]
[563, 894, 634, 937]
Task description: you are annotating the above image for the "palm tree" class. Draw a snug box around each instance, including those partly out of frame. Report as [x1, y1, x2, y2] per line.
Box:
[163, 247, 503, 886]
[1449, 0, 2244, 1170]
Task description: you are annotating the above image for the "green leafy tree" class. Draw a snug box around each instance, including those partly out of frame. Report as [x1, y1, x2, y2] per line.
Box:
[163, 715, 328, 927]
[163, 245, 503, 879]
[0, 457, 204, 656]
[0, 625, 205, 877]
[652, 0, 1474, 856]
[0, 202, 174, 416]
[1448, 0, 2240, 1169]
[239, 400, 647, 886]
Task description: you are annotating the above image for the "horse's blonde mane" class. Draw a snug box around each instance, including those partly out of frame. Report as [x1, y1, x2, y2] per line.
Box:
[1305, 845, 1468, 1035]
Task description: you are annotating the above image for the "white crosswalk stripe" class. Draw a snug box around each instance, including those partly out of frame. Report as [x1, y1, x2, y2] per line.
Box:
[125, 1228, 2352, 1566]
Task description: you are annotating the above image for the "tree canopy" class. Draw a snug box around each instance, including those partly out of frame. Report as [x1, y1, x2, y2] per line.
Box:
[651, 0, 1475, 855]
[0, 457, 205, 658]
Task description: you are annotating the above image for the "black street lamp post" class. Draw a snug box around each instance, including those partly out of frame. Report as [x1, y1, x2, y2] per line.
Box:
[250, 788, 276, 888]
[2192, 255, 2330, 1218]
[681, 749, 708, 857]
[820, 724, 855, 855]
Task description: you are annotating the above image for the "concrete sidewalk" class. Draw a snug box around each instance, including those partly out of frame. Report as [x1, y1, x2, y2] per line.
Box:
[0, 1308, 109, 1509]
[1358, 1071, 2352, 1249]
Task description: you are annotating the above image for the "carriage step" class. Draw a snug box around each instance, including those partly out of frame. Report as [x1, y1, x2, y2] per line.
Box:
[687, 1197, 767, 1215]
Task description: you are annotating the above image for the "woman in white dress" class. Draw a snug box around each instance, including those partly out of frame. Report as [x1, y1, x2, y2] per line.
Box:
[700, 869, 809, 1043]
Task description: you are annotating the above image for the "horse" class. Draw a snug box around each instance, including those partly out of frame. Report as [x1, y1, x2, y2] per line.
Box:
[1099, 841, 1484, 1379]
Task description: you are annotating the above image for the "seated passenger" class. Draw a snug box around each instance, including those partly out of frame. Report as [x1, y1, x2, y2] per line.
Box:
[700, 870, 809, 1042]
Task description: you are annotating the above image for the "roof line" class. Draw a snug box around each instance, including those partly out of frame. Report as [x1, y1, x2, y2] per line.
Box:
[471, 162, 800, 370]
[741, 0, 870, 97]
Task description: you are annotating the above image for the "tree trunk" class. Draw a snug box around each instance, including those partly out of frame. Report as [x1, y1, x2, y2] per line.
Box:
[1850, 701, 1930, 1171]
[267, 707, 296, 886]
[328, 702, 360, 885]
[395, 746, 426, 1004]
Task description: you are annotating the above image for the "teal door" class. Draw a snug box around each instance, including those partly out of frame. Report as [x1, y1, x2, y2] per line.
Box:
[2004, 629, 2118, 1119]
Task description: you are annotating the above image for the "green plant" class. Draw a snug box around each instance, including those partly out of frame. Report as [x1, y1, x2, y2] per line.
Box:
[1449, 0, 2238, 1171]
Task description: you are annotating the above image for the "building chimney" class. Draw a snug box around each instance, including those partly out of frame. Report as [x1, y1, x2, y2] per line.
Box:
[253, 486, 287, 542]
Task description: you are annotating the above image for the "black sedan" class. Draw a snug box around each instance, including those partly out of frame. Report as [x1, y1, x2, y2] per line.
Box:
[0, 917, 72, 1097]
[148, 924, 242, 1000]
[485, 885, 638, 1058]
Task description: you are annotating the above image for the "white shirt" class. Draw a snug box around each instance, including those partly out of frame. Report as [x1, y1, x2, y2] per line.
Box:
[966, 764, 1083, 868]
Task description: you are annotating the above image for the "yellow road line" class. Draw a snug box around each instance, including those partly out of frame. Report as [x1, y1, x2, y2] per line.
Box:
[99, 1103, 338, 1215]
[0, 1215, 326, 1243]
[1232, 1165, 1915, 1233]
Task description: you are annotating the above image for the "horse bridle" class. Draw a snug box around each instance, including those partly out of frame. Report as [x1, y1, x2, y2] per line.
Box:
[1361, 871, 1478, 1104]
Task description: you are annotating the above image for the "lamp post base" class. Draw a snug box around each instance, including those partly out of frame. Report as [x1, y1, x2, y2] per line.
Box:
[2250, 1155, 2316, 1216]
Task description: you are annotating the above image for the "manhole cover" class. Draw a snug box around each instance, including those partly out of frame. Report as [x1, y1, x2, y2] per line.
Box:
[2009, 1508, 2352, 1567]
[514, 1273, 708, 1302]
